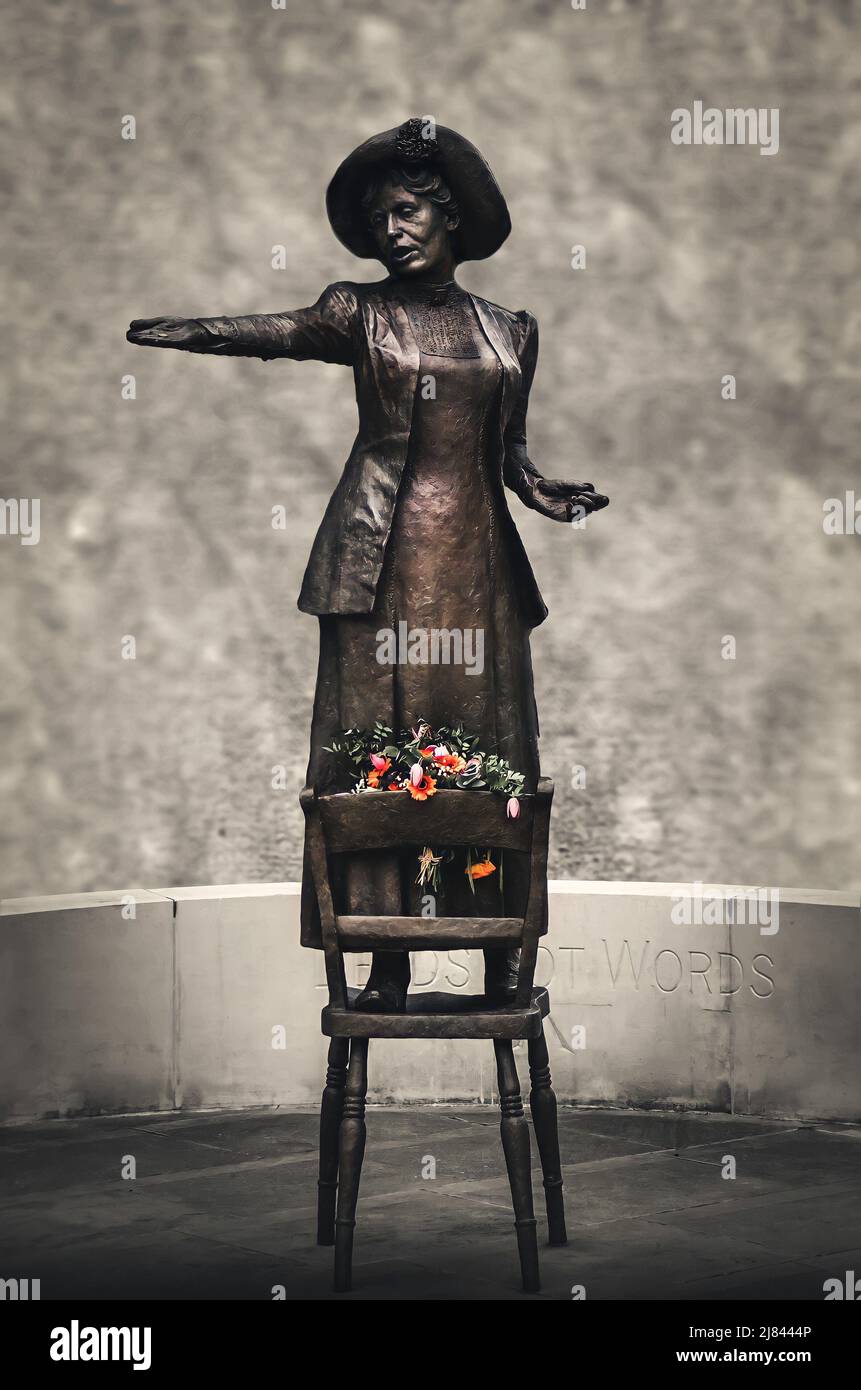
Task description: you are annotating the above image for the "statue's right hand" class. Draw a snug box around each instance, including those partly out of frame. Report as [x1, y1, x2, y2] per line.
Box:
[126, 317, 208, 349]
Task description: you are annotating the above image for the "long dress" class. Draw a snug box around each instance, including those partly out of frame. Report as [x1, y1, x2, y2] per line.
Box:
[300, 278, 541, 946]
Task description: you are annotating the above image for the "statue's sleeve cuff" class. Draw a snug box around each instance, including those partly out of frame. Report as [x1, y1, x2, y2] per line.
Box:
[514, 467, 540, 507]
[194, 317, 241, 344]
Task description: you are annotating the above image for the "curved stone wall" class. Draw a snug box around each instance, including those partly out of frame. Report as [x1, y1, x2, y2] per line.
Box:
[1, 882, 858, 1122]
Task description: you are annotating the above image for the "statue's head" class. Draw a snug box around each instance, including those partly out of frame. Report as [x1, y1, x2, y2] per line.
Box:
[361, 164, 460, 278]
[326, 119, 511, 270]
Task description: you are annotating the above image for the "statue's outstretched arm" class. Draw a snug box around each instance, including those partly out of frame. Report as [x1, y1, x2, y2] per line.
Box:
[503, 314, 609, 524]
[126, 283, 357, 365]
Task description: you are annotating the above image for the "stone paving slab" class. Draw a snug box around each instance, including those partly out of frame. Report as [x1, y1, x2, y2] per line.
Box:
[1, 1107, 858, 1300]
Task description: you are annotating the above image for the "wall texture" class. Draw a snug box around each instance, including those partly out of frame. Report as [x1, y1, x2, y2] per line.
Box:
[2, 0, 859, 898]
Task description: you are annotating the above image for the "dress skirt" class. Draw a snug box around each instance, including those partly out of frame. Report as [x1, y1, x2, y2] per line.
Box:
[300, 331, 542, 948]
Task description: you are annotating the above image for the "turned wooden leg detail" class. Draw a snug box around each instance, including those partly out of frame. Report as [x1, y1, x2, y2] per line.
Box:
[528, 1026, 567, 1246]
[333, 1037, 369, 1293]
[494, 1039, 540, 1293]
[317, 1037, 349, 1246]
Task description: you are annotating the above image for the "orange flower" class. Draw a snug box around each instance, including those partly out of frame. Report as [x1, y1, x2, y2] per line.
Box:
[434, 753, 466, 773]
[466, 857, 496, 879]
[407, 772, 437, 801]
[419, 745, 436, 759]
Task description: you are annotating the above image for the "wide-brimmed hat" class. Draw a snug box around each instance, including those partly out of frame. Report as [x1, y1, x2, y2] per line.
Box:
[326, 117, 511, 263]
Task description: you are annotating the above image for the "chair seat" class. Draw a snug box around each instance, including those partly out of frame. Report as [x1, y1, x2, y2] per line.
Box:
[322, 986, 550, 1040]
[335, 915, 523, 950]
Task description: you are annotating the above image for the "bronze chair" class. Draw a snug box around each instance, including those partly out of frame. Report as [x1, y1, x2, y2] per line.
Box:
[300, 776, 566, 1294]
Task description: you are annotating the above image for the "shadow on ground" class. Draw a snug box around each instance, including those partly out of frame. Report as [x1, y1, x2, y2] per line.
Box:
[1, 1107, 859, 1301]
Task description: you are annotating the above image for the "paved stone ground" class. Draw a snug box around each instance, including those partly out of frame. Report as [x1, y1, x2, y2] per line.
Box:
[1, 1107, 859, 1301]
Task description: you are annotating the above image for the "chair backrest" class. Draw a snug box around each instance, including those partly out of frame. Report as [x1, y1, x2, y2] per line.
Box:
[300, 778, 554, 1011]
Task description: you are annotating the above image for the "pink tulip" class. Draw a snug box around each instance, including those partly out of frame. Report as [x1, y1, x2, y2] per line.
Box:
[410, 762, 424, 787]
[370, 753, 387, 771]
[506, 797, 520, 819]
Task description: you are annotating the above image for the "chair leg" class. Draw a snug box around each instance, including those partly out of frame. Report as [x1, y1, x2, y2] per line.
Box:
[317, 1037, 349, 1245]
[528, 1026, 567, 1246]
[494, 1039, 540, 1293]
[333, 1038, 369, 1293]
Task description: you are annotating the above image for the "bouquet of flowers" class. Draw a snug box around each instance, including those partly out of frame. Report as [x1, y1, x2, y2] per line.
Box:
[324, 721, 525, 893]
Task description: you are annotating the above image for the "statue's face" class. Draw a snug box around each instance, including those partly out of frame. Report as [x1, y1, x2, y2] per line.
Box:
[367, 181, 456, 277]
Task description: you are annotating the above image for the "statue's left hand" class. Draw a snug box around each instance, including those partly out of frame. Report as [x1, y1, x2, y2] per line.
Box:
[522, 476, 609, 523]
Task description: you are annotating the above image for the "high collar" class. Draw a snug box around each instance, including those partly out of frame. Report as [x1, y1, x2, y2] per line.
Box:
[384, 276, 464, 307]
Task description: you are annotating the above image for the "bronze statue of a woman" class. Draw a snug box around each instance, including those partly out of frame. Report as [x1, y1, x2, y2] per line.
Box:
[128, 118, 608, 1013]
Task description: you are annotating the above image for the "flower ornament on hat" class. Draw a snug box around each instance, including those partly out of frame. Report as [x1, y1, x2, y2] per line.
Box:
[395, 116, 440, 163]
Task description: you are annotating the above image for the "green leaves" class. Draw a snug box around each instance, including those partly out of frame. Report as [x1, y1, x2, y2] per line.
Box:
[327, 721, 525, 800]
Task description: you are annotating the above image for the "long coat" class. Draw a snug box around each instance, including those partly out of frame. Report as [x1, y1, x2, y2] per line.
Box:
[197, 277, 548, 627]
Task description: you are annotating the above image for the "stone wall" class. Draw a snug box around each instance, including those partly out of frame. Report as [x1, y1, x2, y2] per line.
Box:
[2, 881, 857, 1122]
[3, 0, 859, 899]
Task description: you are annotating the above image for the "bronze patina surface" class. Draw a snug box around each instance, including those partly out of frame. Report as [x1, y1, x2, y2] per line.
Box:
[127, 117, 609, 1010]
